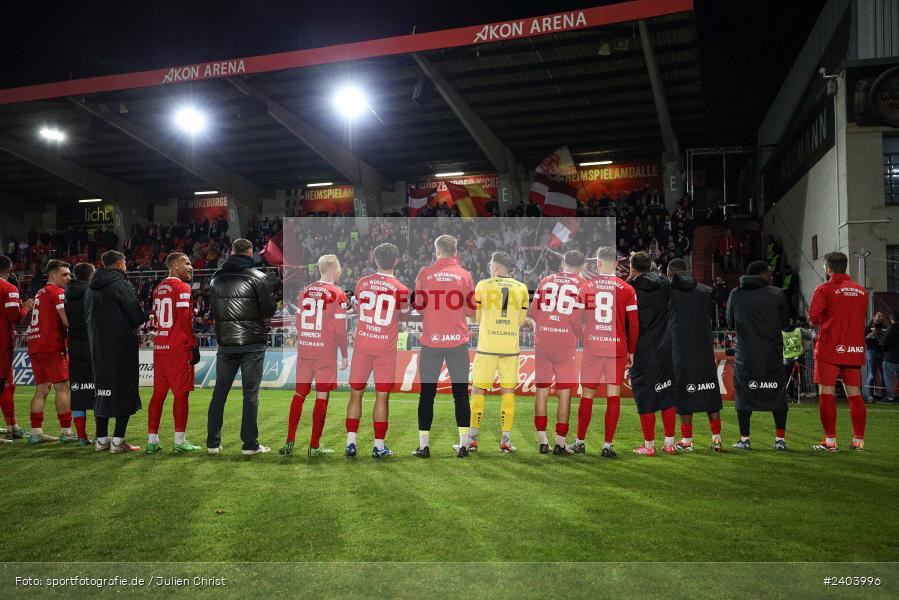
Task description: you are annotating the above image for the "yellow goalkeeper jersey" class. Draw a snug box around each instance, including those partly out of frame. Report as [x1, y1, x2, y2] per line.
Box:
[474, 276, 530, 355]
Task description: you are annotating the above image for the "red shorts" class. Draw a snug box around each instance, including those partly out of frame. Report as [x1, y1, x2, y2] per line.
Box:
[581, 354, 626, 388]
[349, 351, 397, 393]
[296, 356, 337, 395]
[0, 351, 12, 381]
[154, 351, 195, 395]
[814, 361, 862, 387]
[534, 346, 578, 389]
[29, 351, 68, 385]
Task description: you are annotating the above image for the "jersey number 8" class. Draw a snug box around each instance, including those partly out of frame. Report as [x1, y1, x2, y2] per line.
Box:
[593, 291, 614, 324]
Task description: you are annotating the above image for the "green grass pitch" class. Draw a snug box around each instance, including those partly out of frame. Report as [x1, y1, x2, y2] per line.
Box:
[1, 387, 897, 567]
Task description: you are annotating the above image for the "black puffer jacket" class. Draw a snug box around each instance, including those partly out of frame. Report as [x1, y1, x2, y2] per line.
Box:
[209, 254, 277, 352]
[64, 279, 90, 362]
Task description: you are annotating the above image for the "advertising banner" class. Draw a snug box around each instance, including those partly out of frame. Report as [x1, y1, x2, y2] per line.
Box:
[56, 202, 117, 229]
[13, 348, 734, 400]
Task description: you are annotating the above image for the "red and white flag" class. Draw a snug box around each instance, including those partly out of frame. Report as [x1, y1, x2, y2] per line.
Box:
[259, 229, 284, 266]
[407, 187, 436, 217]
[529, 174, 578, 217]
[547, 217, 580, 249]
[535, 145, 577, 178]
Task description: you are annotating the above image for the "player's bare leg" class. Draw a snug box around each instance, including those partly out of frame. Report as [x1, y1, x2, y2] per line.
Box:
[308, 391, 334, 456]
[345, 387, 364, 456]
[534, 386, 550, 453]
[371, 390, 392, 457]
[567, 386, 595, 453]
[601, 383, 621, 458]
[28, 383, 58, 443]
[499, 386, 516, 452]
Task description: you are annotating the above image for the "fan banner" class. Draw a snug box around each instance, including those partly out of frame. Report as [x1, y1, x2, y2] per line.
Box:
[405, 175, 498, 209]
[177, 195, 229, 223]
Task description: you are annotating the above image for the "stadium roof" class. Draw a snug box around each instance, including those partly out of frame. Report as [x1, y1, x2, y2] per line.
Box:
[0, 0, 703, 203]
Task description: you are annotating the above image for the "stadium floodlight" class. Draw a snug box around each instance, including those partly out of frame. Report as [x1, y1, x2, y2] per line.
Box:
[435, 171, 464, 178]
[175, 106, 207, 134]
[306, 182, 334, 188]
[39, 127, 65, 142]
[194, 190, 219, 195]
[78, 198, 102, 203]
[579, 160, 613, 166]
[334, 86, 368, 119]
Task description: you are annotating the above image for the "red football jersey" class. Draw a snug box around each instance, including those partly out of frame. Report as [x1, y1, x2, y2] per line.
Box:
[576, 274, 639, 357]
[528, 271, 586, 348]
[414, 257, 475, 348]
[152, 276, 195, 354]
[808, 273, 867, 366]
[296, 281, 349, 360]
[353, 272, 410, 354]
[27, 282, 67, 353]
[0, 278, 28, 353]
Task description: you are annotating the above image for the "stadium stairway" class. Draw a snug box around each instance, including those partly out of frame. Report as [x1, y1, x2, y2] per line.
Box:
[691, 224, 726, 285]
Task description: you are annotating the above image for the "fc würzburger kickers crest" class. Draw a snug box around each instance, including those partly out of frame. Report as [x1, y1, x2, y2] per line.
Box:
[162, 59, 247, 83]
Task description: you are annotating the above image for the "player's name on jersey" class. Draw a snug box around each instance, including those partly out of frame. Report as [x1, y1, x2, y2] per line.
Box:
[589, 324, 616, 333]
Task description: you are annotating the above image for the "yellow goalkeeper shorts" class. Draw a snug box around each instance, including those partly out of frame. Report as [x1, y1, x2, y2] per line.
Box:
[472, 352, 520, 390]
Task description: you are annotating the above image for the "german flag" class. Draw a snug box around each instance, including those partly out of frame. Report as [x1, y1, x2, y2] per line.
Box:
[445, 182, 493, 220]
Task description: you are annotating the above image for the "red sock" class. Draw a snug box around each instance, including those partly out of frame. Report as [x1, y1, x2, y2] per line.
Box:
[848, 395, 866, 439]
[639, 412, 656, 442]
[147, 389, 166, 435]
[555, 422, 569, 438]
[819, 393, 837, 438]
[661, 406, 676, 438]
[776, 428, 786, 438]
[0, 382, 16, 426]
[534, 415, 548, 432]
[73, 415, 87, 439]
[58, 411, 72, 429]
[345, 418, 360, 433]
[604, 396, 620, 443]
[576, 397, 593, 440]
[373, 420, 388, 440]
[309, 398, 328, 448]
[680, 422, 693, 439]
[286, 393, 305, 442]
[30, 411, 44, 429]
[173, 392, 189, 433]
[709, 416, 722, 436]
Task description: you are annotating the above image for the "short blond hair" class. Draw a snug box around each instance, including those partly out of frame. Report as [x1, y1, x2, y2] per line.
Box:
[318, 254, 340, 275]
[434, 235, 457, 257]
